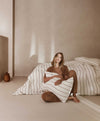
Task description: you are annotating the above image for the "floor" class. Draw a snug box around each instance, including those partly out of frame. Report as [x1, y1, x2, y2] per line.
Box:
[82, 95, 100, 106]
[0, 76, 100, 121]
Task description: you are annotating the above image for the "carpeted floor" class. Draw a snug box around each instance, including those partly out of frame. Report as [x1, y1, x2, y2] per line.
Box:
[0, 76, 100, 121]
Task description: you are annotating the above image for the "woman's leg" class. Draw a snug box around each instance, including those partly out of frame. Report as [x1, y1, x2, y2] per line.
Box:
[68, 96, 80, 102]
[42, 91, 61, 102]
[68, 70, 77, 96]
[68, 70, 80, 102]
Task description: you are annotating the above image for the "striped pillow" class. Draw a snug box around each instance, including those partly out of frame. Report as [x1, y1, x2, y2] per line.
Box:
[75, 57, 100, 66]
[94, 66, 100, 81]
[40, 72, 74, 103]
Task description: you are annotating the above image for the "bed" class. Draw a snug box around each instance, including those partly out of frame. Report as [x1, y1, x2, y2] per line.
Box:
[13, 57, 100, 96]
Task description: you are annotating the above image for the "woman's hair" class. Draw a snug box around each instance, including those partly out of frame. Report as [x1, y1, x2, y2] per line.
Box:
[51, 52, 64, 67]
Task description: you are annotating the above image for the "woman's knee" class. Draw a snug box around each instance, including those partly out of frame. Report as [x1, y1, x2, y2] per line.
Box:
[41, 92, 51, 102]
[69, 70, 76, 77]
[42, 92, 48, 102]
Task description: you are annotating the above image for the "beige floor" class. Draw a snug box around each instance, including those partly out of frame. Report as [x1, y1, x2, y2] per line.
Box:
[82, 95, 100, 106]
[0, 77, 100, 121]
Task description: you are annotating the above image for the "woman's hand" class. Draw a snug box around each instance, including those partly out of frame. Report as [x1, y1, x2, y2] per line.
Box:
[44, 74, 63, 84]
[55, 79, 62, 86]
[44, 74, 62, 83]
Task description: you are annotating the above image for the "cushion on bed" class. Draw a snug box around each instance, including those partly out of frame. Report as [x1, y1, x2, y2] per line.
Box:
[94, 66, 100, 81]
[75, 57, 100, 66]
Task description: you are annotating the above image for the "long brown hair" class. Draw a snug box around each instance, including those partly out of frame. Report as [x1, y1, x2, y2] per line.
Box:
[51, 52, 64, 67]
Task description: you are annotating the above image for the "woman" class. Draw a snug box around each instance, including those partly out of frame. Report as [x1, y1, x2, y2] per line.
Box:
[41, 52, 80, 103]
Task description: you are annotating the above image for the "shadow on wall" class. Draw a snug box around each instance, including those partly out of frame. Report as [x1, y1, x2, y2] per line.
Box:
[0, 36, 8, 81]
[15, 0, 57, 76]
[28, 0, 56, 62]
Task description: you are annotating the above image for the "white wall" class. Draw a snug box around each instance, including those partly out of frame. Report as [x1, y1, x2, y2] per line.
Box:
[0, 0, 13, 77]
[15, 0, 100, 76]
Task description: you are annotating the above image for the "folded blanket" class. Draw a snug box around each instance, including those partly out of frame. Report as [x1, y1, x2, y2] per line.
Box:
[40, 71, 74, 103]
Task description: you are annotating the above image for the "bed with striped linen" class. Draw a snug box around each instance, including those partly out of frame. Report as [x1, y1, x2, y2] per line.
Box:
[13, 60, 100, 96]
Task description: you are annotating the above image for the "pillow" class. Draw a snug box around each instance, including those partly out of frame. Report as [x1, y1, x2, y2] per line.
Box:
[74, 57, 100, 66]
[94, 66, 100, 80]
[45, 71, 58, 77]
[40, 71, 74, 103]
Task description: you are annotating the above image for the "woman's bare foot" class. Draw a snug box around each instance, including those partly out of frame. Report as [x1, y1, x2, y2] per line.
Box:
[73, 93, 80, 102]
[68, 96, 74, 100]
[73, 96, 80, 102]
[68, 96, 80, 103]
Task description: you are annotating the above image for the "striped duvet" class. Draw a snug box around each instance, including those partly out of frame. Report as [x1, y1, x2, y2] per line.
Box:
[13, 60, 100, 95]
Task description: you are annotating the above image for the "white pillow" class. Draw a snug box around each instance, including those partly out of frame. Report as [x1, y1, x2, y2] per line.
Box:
[45, 71, 58, 77]
[94, 66, 100, 80]
[75, 57, 100, 66]
[41, 71, 74, 103]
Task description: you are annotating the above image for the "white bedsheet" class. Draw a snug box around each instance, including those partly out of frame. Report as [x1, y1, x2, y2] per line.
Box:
[13, 60, 100, 95]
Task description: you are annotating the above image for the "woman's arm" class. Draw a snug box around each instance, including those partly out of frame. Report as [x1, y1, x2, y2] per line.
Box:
[44, 66, 67, 84]
[44, 74, 54, 83]
[63, 65, 69, 80]
[43, 67, 57, 83]
[44, 73, 63, 83]
[55, 65, 69, 85]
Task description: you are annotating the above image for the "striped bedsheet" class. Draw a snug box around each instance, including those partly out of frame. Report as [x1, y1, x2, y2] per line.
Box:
[13, 60, 100, 95]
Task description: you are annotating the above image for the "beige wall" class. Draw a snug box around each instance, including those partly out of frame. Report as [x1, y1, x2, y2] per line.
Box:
[0, 0, 13, 77]
[15, 0, 100, 76]
[0, 36, 8, 81]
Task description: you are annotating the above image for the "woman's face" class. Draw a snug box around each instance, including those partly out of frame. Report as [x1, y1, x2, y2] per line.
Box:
[54, 54, 62, 64]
